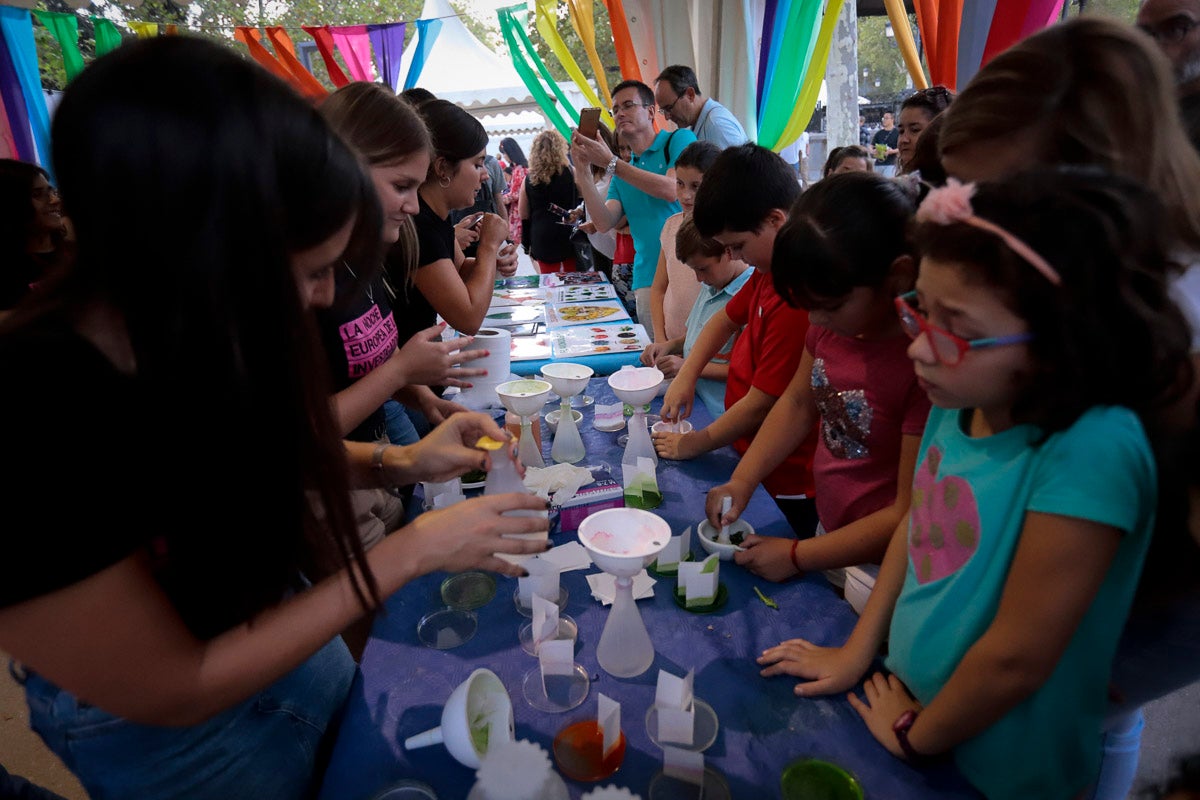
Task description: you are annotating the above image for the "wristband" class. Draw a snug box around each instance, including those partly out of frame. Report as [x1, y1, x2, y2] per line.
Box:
[604, 154, 619, 179]
[892, 709, 931, 763]
[789, 539, 803, 573]
[371, 442, 400, 495]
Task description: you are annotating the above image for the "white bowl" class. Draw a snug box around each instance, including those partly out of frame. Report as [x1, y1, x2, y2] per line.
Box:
[544, 408, 584, 433]
[495, 379, 553, 417]
[539, 362, 594, 398]
[607, 367, 664, 408]
[578, 507, 671, 577]
[696, 518, 755, 561]
[651, 419, 693, 435]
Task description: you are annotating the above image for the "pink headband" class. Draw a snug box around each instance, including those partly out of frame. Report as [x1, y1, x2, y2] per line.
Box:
[915, 179, 1062, 286]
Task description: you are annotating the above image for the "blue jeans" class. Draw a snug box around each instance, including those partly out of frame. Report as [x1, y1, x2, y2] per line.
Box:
[384, 398, 420, 446]
[20, 637, 355, 800]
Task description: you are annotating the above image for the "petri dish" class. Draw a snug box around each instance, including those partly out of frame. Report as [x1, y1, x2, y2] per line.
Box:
[644, 698, 719, 752]
[522, 663, 590, 713]
[370, 779, 438, 800]
[416, 607, 478, 649]
[518, 614, 579, 656]
[780, 758, 864, 800]
[513, 586, 569, 618]
[647, 766, 731, 800]
[671, 583, 729, 614]
[441, 572, 496, 610]
[553, 719, 626, 782]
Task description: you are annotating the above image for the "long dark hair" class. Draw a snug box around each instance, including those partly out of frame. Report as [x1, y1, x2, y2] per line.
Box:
[499, 137, 528, 168]
[8, 36, 384, 635]
[912, 168, 1191, 436]
[773, 171, 915, 308]
[419, 99, 488, 179]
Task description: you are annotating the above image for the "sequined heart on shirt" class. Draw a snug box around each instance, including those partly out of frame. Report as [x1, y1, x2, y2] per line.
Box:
[811, 358, 872, 459]
[908, 446, 980, 583]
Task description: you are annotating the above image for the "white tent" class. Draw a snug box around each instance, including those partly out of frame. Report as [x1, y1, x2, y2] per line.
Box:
[400, 0, 590, 157]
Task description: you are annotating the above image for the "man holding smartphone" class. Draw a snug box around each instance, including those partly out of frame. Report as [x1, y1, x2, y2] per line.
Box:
[571, 80, 697, 325]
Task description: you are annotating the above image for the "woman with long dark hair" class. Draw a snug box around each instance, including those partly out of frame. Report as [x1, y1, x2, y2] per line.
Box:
[0, 159, 70, 311]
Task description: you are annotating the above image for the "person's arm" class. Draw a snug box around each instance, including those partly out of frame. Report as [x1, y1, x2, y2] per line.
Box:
[654, 384, 776, 460]
[660, 309, 739, 421]
[707, 348, 816, 524]
[518, 183, 530, 227]
[571, 148, 623, 233]
[415, 213, 506, 335]
[0, 492, 549, 727]
[850, 513, 1123, 757]
[611, 160, 678, 202]
[650, 250, 670, 342]
[758, 512, 912, 696]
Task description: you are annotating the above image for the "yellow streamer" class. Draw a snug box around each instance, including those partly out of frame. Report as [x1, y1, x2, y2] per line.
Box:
[883, 0, 929, 90]
[567, 0, 613, 108]
[533, 0, 613, 126]
[776, 0, 846, 148]
[128, 21, 159, 38]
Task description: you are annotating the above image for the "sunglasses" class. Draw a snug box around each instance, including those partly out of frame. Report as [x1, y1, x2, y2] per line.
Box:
[894, 291, 1032, 365]
[915, 86, 953, 112]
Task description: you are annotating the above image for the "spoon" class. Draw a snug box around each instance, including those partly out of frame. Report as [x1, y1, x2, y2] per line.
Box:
[717, 497, 733, 545]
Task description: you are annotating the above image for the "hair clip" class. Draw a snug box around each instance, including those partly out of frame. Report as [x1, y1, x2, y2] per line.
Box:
[916, 179, 1062, 286]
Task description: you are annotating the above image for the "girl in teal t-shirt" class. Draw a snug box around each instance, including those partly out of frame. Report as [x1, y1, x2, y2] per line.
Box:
[756, 169, 1192, 800]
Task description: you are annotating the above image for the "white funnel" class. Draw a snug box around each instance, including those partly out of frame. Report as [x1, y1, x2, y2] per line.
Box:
[403, 668, 514, 768]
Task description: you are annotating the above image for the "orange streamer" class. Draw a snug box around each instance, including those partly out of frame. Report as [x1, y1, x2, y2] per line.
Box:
[933, 0, 963, 88]
[267, 27, 329, 100]
[601, 0, 642, 82]
[234, 27, 325, 102]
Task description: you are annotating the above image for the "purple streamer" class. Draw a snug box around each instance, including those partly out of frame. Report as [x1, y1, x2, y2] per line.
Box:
[367, 22, 406, 93]
[756, 0, 779, 116]
[0, 29, 34, 163]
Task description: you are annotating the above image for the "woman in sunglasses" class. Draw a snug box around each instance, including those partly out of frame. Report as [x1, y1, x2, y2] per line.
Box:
[896, 86, 953, 174]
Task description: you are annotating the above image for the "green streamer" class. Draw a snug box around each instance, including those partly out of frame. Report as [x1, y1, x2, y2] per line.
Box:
[503, 5, 579, 125]
[497, 6, 572, 137]
[32, 10, 85, 82]
[90, 17, 124, 57]
[757, 0, 823, 148]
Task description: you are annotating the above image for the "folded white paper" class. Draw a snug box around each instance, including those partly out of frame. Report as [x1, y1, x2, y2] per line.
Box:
[540, 541, 593, 572]
[598, 693, 621, 758]
[656, 668, 694, 710]
[585, 571, 656, 605]
[518, 556, 560, 606]
[678, 554, 719, 607]
[539, 638, 574, 685]
[656, 526, 691, 570]
[532, 594, 559, 652]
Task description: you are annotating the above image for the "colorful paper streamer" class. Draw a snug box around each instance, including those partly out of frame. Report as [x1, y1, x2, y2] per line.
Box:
[266, 27, 328, 100]
[402, 17, 442, 90]
[535, 0, 612, 126]
[91, 16, 124, 58]
[497, 5, 572, 136]
[757, 0, 823, 148]
[302, 24, 350, 88]
[330, 24, 374, 83]
[776, 0, 846, 148]
[32, 10, 84, 82]
[367, 21, 405, 92]
[885, 0, 929, 90]
[601, 0, 642, 82]
[0, 6, 52, 176]
[567, 0, 613, 108]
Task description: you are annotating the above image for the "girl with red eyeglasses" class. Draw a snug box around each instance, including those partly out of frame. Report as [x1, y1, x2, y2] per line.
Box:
[758, 170, 1190, 800]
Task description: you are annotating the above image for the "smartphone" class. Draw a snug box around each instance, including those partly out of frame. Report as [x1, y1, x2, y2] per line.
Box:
[578, 107, 601, 140]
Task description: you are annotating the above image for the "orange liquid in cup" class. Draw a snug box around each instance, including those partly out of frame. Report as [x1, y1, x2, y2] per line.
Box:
[552, 720, 626, 782]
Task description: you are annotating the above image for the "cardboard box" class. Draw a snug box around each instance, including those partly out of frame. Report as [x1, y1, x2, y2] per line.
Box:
[555, 476, 624, 533]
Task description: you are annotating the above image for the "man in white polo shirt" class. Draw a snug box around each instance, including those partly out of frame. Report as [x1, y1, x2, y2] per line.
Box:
[653, 65, 749, 149]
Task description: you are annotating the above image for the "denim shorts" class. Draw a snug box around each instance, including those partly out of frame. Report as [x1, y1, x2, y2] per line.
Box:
[19, 637, 356, 800]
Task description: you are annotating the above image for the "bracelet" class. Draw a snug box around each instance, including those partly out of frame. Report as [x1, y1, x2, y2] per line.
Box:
[789, 539, 803, 573]
[604, 154, 619, 179]
[371, 442, 399, 494]
[892, 709, 934, 763]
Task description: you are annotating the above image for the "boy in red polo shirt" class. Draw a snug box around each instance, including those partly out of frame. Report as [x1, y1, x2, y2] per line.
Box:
[657, 144, 818, 537]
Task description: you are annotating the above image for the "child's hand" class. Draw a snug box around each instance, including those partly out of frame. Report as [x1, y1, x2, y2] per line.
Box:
[758, 638, 869, 697]
[653, 430, 703, 460]
[847, 672, 923, 760]
[660, 379, 694, 422]
[640, 341, 669, 367]
[706, 481, 752, 527]
[733, 534, 800, 582]
[653, 354, 683, 378]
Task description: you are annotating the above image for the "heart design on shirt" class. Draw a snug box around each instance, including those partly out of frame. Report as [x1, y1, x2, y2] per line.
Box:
[908, 446, 980, 583]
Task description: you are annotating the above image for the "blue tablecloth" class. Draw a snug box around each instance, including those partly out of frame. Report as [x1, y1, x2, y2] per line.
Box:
[318, 379, 978, 800]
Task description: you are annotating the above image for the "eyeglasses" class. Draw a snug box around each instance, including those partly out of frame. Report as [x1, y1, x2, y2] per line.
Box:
[1138, 14, 1200, 43]
[611, 100, 649, 116]
[894, 292, 1032, 366]
[658, 96, 679, 116]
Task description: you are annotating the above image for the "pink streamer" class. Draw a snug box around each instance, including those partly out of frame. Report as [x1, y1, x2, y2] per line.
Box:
[330, 25, 374, 83]
[1019, 0, 1064, 36]
[0, 90, 16, 160]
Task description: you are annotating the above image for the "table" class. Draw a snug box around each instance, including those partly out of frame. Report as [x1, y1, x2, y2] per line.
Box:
[511, 349, 640, 378]
[318, 379, 979, 800]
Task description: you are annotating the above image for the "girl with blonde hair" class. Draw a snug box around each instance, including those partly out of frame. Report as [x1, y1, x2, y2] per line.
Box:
[519, 130, 580, 273]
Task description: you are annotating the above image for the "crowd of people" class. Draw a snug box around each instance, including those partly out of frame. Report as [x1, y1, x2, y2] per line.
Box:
[2, 7, 1200, 800]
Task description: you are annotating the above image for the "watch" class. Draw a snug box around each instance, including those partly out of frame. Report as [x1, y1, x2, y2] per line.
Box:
[604, 154, 619, 179]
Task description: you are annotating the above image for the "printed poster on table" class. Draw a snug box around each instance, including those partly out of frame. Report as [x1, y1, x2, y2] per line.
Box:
[545, 299, 630, 328]
[510, 333, 553, 362]
[496, 275, 541, 289]
[492, 286, 546, 306]
[548, 284, 618, 304]
[483, 304, 545, 327]
[540, 271, 609, 288]
[551, 323, 650, 358]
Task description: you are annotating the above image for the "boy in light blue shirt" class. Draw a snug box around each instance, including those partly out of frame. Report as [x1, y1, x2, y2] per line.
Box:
[640, 218, 753, 418]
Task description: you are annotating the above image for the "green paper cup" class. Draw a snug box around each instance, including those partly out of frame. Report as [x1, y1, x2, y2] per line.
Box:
[781, 758, 864, 800]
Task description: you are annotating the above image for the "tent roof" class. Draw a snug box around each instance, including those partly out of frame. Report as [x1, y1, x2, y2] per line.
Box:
[399, 0, 528, 105]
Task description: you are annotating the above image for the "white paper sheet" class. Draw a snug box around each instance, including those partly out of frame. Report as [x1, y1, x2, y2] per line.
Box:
[540, 541, 593, 572]
[662, 745, 705, 786]
[518, 556, 560, 606]
[532, 594, 560, 652]
[598, 693, 621, 758]
[585, 571, 656, 605]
